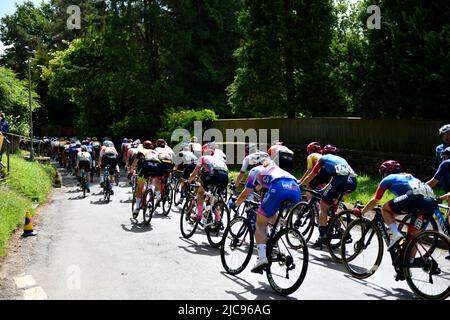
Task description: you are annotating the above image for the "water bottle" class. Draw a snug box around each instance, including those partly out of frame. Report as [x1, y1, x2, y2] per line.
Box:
[414, 214, 423, 231]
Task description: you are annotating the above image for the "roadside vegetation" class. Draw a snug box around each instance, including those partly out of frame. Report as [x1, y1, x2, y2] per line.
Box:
[0, 154, 56, 257]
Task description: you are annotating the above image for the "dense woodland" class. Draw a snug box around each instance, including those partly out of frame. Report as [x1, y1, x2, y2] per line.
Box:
[0, 0, 448, 140]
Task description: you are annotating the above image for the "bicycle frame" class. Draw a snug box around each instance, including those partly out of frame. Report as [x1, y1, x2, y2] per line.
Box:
[435, 204, 449, 237]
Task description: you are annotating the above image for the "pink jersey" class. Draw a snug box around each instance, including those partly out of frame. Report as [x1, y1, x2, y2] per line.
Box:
[195, 155, 228, 174]
[245, 163, 296, 190]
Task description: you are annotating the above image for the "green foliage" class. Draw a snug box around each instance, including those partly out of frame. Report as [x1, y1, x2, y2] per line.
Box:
[158, 108, 218, 143]
[0, 67, 41, 135]
[0, 155, 55, 257]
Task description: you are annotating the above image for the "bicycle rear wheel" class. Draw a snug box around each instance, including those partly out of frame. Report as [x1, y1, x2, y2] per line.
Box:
[403, 230, 450, 300]
[287, 202, 315, 242]
[180, 197, 198, 238]
[341, 219, 383, 279]
[142, 189, 155, 225]
[220, 216, 254, 275]
[173, 179, 183, 206]
[206, 201, 230, 248]
[162, 183, 173, 216]
[266, 227, 308, 296]
[326, 210, 359, 262]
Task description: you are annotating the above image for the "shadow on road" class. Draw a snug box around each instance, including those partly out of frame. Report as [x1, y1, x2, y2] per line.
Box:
[343, 274, 416, 300]
[90, 198, 114, 205]
[220, 272, 297, 300]
[306, 248, 348, 274]
[68, 194, 88, 200]
[121, 221, 153, 233]
[178, 237, 220, 257]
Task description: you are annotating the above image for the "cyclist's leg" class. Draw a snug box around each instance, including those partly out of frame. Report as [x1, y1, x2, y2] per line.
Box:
[191, 182, 206, 221]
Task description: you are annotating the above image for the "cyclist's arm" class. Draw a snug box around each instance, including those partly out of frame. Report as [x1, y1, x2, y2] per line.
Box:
[438, 192, 450, 203]
[301, 161, 321, 185]
[235, 171, 246, 187]
[187, 166, 200, 184]
[235, 187, 251, 208]
[361, 185, 386, 215]
[426, 178, 439, 188]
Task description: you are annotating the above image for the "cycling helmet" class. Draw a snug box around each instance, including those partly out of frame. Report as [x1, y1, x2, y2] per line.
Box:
[143, 140, 152, 149]
[123, 138, 128, 143]
[439, 124, 450, 136]
[191, 136, 198, 143]
[379, 160, 402, 176]
[322, 144, 336, 155]
[81, 145, 88, 152]
[307, 142, 321, 154]
[82, 140, 89, 145]
[103, 141, 114, 148]
[180, 142, 190, 151]
[202, 143, 215, 156]
[256, 152, 271, 165]
[156, 138, 166, 148]
[92, 137, 98, 141]
[441, 147, 450, 159]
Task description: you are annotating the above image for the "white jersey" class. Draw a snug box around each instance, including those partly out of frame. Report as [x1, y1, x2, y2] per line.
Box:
[213, 148, 227, 163]
[155, 146, 175, 162]
[179, 150, 198, 165]
[189, 142, 202, 158]
[240, 151, 270, 172]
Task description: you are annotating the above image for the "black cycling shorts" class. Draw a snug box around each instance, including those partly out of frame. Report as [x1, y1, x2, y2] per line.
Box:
[183, 163, 196, 179]
[101, 156, 117, 175]
[78, 160, 91, 173]
[200, 169, 229, 192]
[278, 151, 294, 173]
[322, 175, 357, 205]
[140, 160, 163, 178]
[160, 161, 174, 174]
[388, 191, 436, 221]
[310, 169, 332, 190]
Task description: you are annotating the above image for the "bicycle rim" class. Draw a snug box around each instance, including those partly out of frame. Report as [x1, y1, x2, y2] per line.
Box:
[327, 210, 358, 263]
[341, 219, 383, 279]
[162, 184, 173, 216]
[143, 189, 154, 225]
[206, 201, 230, 248]
[287, 202, 314, 243]
[266, 228, 309, 296]
[180, 197, 198, 238]
[220, 216, 254, 275]
[404, 230, 450, 300]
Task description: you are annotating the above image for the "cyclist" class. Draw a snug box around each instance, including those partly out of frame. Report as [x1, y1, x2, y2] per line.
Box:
[98, 140, 119, 193]
[187, 143, 229, 225]
[268, 140, 294, 173]
[300, 145, 357, 248]
[176, 142, 198, 198]
[427, 146, 450, 193]
[354, 160, 437, 251]
[76, 145, 93, 193]
[228, 154, 300, 273]
[436, 124, 450, 161]
[154, 139, 175, 202]
[130, 141, 160, 218]
[234, 143, 270, 188]
[189, 136, 202, 158]
[298, 143, 333, 196]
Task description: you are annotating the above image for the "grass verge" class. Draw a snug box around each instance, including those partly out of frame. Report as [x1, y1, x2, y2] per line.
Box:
[0, 154, 56, 257]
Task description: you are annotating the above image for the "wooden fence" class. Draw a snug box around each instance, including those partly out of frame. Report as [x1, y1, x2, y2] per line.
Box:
[212, 117, 446, 157]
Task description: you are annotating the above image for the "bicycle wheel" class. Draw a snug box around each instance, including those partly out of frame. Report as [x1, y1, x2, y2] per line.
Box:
[326, 210, 359, 262]
[266, 227, 308, 296]
[287, 201, 315, 243]
[206, 201, 230, 248]
[403, 230, 450, 300]
[162, 183, 173, 216]
[341, 219, 384, 279]
[142, 189, 155, 225]
[220, 216, 254, 275]
[180, 197, 199, 238]
[173, 179, 183, 206]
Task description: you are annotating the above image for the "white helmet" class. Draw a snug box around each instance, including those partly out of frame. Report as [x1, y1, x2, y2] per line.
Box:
[439, 124, 450, 136]
[103, 141, 114, 148]
[256, 152, 271, 165]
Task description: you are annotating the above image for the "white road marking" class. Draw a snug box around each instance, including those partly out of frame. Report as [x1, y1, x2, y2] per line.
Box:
[23, 286, 48, 300]
[13, 274, 36, 289]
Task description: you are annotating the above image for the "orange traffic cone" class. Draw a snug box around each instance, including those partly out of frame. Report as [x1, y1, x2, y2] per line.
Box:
[22, 211, 37, 237]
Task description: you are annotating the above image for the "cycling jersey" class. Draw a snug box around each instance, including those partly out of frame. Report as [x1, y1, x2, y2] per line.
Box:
[240, 151, 270, 173]
[433, 159, 450, 192]
[306, 153, 321, 170]
[375, 173, 435, 200]
[189, 142, 202, 158]
[245, 163, 296, 190]
[77, 151, 92, 163]
[155, 146, 175, 163]
[100, 146, 118, 158]
[312, 154, 357, 177]
[178, 150, 198, 165]
[213, 148, 227, 163]
[196, 155, 228, 175]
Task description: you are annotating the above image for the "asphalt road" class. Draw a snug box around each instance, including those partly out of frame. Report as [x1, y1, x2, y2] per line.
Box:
[0, 167, 423, 300]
